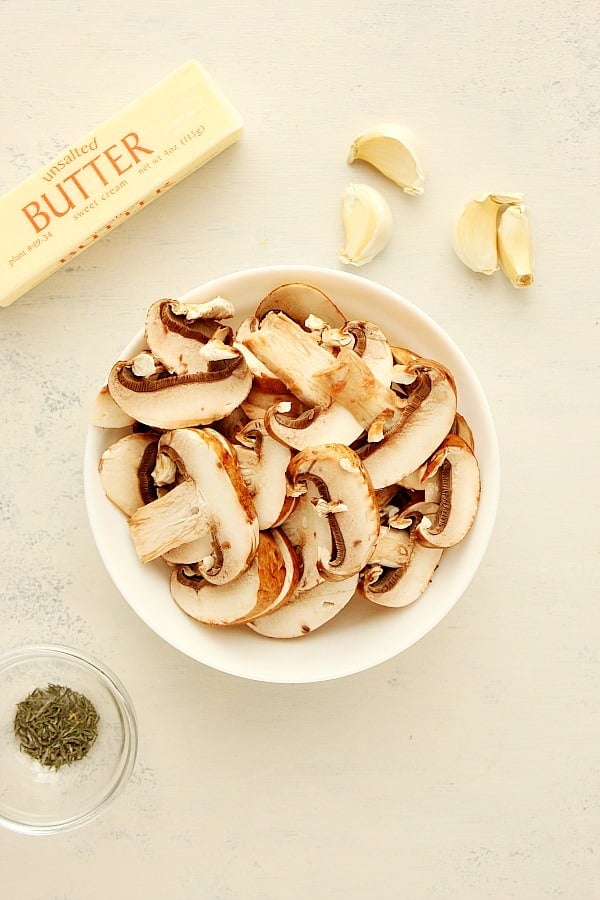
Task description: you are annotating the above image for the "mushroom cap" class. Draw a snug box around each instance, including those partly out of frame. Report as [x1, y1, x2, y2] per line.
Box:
[247, 573, 359, 638]
[255, 283, 347, 329]
[287, 443, 380, 581]
[107, 350, 253, 429]
[99, 432, 158, 517]
[170, 530, 299, 626]
[157, 427, 259, 584]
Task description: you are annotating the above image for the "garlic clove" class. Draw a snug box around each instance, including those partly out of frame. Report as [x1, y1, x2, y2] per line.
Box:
[453, 191, 522, 275]
[339, 182, 393, 267]
[347, 123, 425, 195]
[497, 203, 534, 288]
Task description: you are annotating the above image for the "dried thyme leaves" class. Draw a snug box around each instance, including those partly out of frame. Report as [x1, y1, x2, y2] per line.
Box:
[13, 683, 99, 770]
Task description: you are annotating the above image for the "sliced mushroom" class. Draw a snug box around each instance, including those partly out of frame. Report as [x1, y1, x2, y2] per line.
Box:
[233, 420, 294, 530]
[360, 526, 443, 608]
[255, 282, 347, 329]
[287, 444, 379, 581]
[280, 488, 327, 593]
[107, 347, 253, 429]
[90, 385, 136, 428]
[170, 529, 299, 626]
[416, 435, 480, 549]
[263, 320, 395, 451]
[241, 376, 296, 423]
[361, 359, 457, 488]
[247, 573, 359, 638]
[145, 298, 234, 375]
[450, 412, 475, 451]
[99, 432, 159, 516]
[127, 427, 259, 583]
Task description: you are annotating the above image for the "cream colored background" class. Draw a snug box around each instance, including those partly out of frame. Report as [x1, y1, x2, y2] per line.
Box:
[1, 1, 599, 898]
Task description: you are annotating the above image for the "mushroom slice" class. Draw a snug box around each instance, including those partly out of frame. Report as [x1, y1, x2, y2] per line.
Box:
[145, 298, 234, 374]
[255, 283, 347, 329]
[242, 313, 400, 452]
[416, 435, 481, 549]
[233, 420, 294, 530]
[235, 317, 281, 381]
[99, 432, 159, 517]
[450, 412, 475, 451]
[279, 493, 325, 592]
[288, 444, 379, 581]
[170, 530, 299, 626]
[128, 427, 259, 583]
[107, 348, 252, 429]
[241, 377, 296, 423]
[90, 385, 136, 428]
[263, 320, 395, 451]
[247, 573, 359, 639]
[361, 359, 457, 488]
[162, 534, 214, 566]
[343, 321, 394, 385]
[360, 527, 443, 608]
[265, 398, 365, 452]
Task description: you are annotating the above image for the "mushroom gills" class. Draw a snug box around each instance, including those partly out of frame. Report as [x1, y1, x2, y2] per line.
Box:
[416, 435, 480, 549]
[361, 532, 443, 608]
[99, 433, 159, 517]
[362, 361, 457, 488]
[287, 444, 380, 582]
[145, 298, 234, 375]
[107, 351, 253, 429]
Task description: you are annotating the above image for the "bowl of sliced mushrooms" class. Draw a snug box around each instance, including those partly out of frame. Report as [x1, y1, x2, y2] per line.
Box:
[84, 265, 499, 683]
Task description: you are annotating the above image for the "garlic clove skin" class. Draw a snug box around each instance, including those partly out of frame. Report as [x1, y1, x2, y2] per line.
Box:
[453, 191, 523, 275]
[347, 123, 425, 195]
[497, 203, 534, 288]
[339, 182, 393, 267]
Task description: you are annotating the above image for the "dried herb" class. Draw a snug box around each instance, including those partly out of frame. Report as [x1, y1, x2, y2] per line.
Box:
[13, 683, 99, 770]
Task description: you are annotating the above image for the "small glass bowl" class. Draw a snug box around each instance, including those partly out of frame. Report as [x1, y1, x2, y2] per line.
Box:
[0, 645, 137, 834]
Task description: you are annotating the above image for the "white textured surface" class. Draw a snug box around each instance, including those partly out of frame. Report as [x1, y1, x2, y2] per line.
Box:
[0, 2, 598, 897]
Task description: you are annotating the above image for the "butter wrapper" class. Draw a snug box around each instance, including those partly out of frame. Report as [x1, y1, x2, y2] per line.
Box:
[0, 61, 243, 307]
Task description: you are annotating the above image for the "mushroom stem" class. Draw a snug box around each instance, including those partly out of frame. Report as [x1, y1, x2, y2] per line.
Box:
[241, 313, 337, 407]
[242, 313, 400, 429]
[313, 347, 399, 431]
[128, 479, 211, 564]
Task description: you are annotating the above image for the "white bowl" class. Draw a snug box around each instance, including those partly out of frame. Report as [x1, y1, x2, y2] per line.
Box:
[84, 265, 500, 683]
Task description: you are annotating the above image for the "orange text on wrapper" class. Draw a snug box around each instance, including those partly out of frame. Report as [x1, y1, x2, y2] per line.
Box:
[21, 133, 154, 234]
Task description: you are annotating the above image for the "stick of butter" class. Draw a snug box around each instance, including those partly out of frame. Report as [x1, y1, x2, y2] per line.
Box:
[0, 61, 243, 308]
